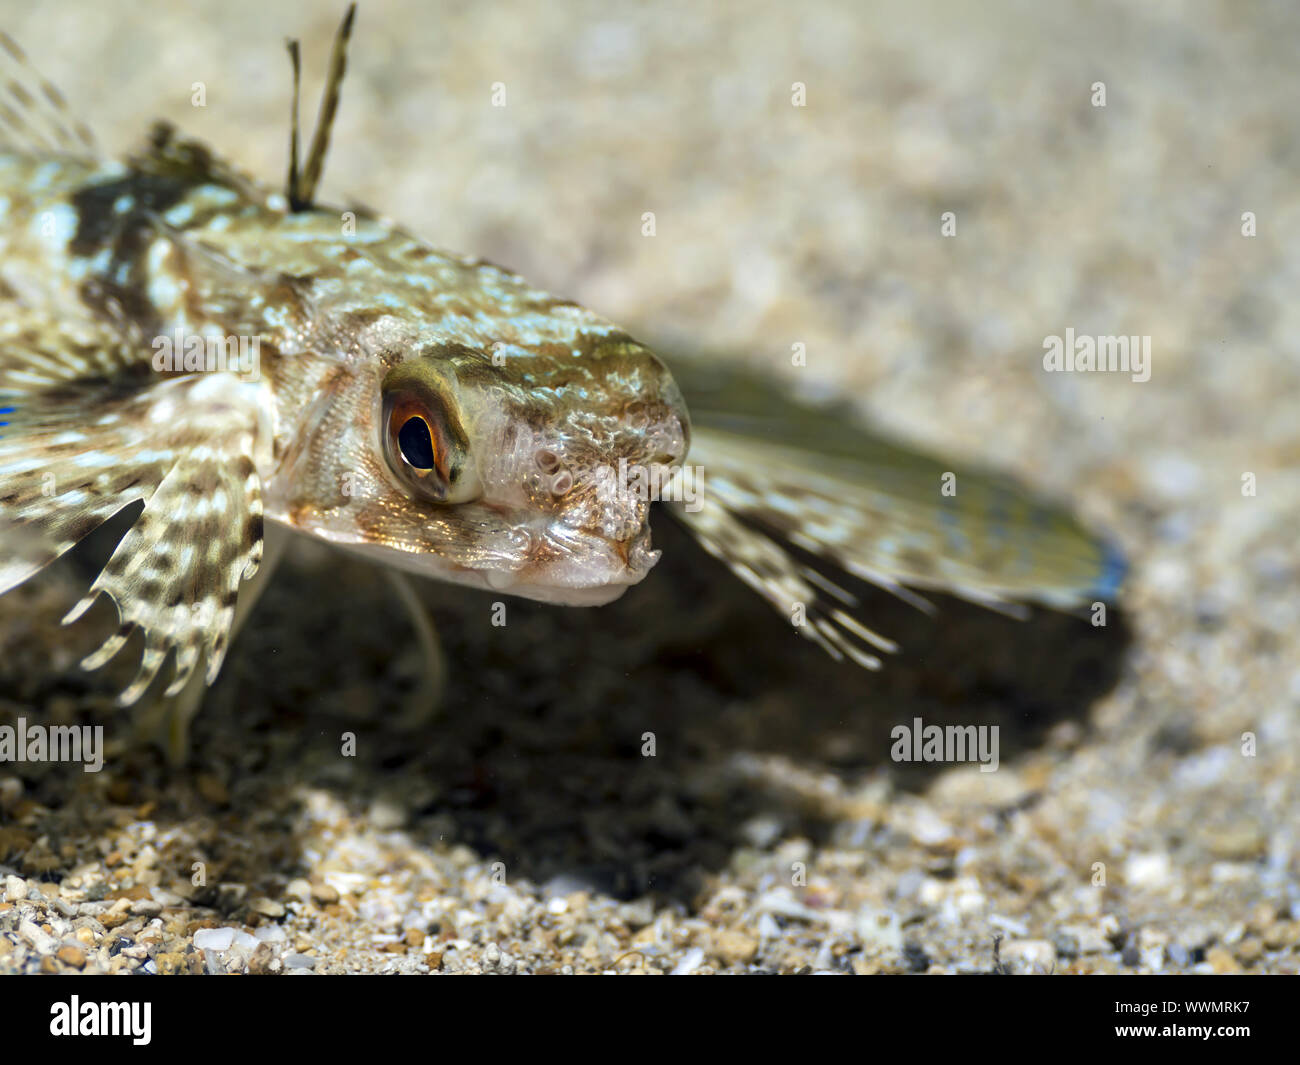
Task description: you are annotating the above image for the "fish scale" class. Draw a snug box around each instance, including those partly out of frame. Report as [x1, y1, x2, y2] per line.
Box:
[0, 7, 1123, 751]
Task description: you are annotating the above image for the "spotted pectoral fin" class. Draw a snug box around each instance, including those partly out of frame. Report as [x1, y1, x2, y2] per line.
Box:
[667, 463, 900, 671]
[0, 371, 268, 703]
[0, 29, 99, 158]
[669, 394, 1125, 670]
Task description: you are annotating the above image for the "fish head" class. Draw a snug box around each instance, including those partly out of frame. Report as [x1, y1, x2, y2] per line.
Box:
[279, 288, 691, 606]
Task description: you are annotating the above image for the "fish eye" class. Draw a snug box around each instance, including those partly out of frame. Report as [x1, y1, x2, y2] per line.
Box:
[397, 414, 437, 470]
[380, 364, 482, 504]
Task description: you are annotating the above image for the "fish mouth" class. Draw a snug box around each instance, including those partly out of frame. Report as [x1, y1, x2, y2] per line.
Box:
[302, 508, 662, 605]
[493, 580, 635, 607]
[480, 522, 662, 605]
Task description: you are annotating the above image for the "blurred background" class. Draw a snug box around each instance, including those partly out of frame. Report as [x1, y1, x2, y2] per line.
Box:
[0, 0, 1296, 974]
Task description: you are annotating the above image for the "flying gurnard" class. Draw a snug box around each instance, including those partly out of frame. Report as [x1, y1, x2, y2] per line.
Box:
[0, 8, 1125, 754]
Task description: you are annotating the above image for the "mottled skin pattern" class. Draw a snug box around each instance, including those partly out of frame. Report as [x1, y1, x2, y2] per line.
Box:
[0, 17, 1123, 720]
[0, 118, 691, 695]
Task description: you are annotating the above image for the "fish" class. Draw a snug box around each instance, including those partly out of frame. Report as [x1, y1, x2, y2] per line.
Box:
[0, 7, 1124, 756]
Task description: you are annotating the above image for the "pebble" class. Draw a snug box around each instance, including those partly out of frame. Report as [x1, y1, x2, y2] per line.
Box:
[757, 892, 828, 924]
[310, 882, 339, 905]
[1052, 929, 1081, 959]
[1235, 938, 1262, 965]
[193, 927, 234, 951]
[902, 940, 932, 972]
[998, 939, 1056, 972]
[283, 952, 317, 971]
[1207, 824, 1267, 861]
[368, 798, 407, 830]
[251, 897, 285, 918]
[618, 898, 654, 929]
[739, 815, 784, 850]
[1263, 921, 1299, 950]
[908, 808, 953, 846]
[1210, 862, 1255, 884]
[988, 914, 1030, 937]
[56, 944, 86, 968]
[1124, 853, 1172, 890]
[713, 930, 758, 965]
[856, 907, 903, 953]
[18, 920, 56, 955]
[1177, 924, 1214, 952]
[3, 875, 25, 903]
[1137, 927, 1168, 970]
[670, 947, 705, 975]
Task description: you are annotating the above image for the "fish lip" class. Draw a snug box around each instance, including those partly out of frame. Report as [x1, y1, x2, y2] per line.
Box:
[491, 579, 634, 607]
[329, 536, 646, 605]
[533, 522, 659, 580]
[471, 520, 661, 604]
[468, 546, 654, 605]
[292, 508, 660, 604]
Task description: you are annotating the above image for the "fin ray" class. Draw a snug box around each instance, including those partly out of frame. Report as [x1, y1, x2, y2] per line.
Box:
[0, 366, 266, 704]
[667, 357, 1125, 667]
[0, 30, 98, 158]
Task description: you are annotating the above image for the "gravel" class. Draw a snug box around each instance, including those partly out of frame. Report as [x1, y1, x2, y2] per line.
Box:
[0, 0, 1296, 975]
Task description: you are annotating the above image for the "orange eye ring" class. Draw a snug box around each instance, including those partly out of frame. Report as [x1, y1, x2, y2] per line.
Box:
[379, 362, 483, 505]
[395, 411, 438, 472]
[383, 392, 454, 498]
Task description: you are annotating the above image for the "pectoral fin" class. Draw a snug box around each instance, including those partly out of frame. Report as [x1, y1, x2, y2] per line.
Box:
[0, 367, 269, 703]
[667, 358, 1125, 668]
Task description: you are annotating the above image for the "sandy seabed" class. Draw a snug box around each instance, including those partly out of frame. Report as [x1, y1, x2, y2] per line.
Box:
[0, 0, 1296, 974]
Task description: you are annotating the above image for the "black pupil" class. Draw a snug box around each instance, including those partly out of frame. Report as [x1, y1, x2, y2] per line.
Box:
[398, 416, 436, 470]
